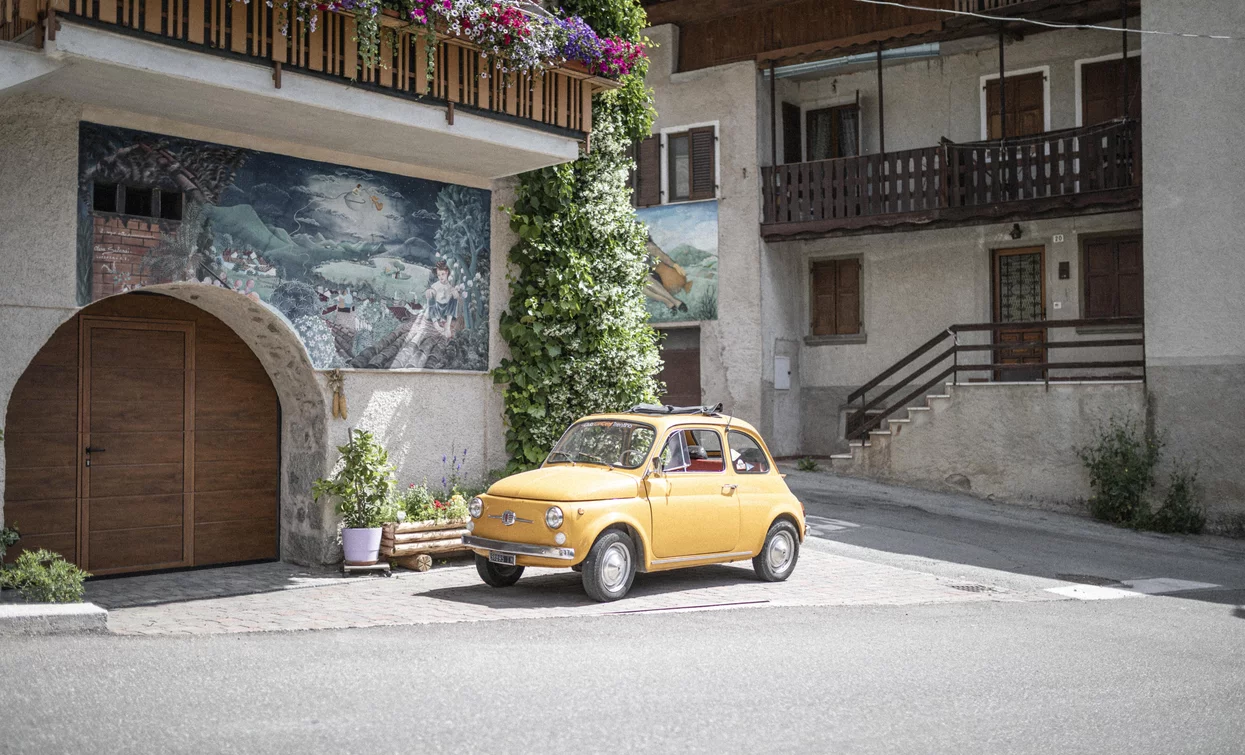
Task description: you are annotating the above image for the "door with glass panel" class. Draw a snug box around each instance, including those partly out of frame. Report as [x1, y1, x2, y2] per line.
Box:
[992, 247, 1046, 382]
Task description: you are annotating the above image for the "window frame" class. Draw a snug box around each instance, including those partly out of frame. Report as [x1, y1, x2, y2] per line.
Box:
[91, 182, 184, 222]
[807, 256, 864, 342]
[657, 426, 726, 475]
[658, 121, 720, 205]
[1074, 50, 1142, 127]
[978, 65, 1051, 140]
[1080, 233, 1143, 320]
[727, 430, 774, 476]
[804, 103, 862, 161]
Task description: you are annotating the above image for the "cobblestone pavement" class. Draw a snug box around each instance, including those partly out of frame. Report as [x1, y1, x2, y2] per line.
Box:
[90, 544, 1035, 636]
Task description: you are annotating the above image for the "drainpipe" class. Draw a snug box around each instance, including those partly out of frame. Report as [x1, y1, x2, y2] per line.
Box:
[770, 60, 778, 167]
[1121, 0, 1129, 117]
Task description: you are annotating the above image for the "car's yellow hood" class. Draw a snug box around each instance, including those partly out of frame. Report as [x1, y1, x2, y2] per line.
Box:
[487, 465, 641, 502]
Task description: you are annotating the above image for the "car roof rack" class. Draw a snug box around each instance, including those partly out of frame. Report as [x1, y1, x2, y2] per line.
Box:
[628, 403, 724, 417]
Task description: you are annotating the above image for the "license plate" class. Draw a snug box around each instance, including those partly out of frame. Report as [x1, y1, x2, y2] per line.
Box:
[489, 551, 516, 566]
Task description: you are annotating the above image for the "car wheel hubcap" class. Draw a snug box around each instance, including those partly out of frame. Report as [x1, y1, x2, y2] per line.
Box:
[601, 543, 630, 591]
[767, 531, 794, 573]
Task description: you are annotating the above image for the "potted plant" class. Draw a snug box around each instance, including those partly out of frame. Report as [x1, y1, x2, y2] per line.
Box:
[314, 429, 396, 565]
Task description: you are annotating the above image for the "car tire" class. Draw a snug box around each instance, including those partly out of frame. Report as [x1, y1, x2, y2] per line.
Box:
[753, 520, 800, 582]
[581, 530, 636, 602]
[475, 554, 524, 587]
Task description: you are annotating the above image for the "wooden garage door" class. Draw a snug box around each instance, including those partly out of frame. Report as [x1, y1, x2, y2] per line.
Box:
[3, 293, 279, 574]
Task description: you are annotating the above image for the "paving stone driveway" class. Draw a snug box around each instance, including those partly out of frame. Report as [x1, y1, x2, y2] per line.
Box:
[88, 545, 1017, 635]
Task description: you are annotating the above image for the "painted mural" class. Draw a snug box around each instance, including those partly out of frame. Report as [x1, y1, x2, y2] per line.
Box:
[76, 123, 491, 371]
[637, 200, 718, 323]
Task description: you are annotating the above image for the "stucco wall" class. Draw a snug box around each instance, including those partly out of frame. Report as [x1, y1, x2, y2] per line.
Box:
[0, 94, 514, 564]
[834, 381, 1147, 509]
[1142, 0, 1245, 518]
[645, 24, 764, 430]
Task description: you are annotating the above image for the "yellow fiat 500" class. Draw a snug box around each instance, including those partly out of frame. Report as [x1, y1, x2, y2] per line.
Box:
[462, 405, 806, 602]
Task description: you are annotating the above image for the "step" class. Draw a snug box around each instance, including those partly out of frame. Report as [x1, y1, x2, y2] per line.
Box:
[868, 430, 892, 437]
[829, 453, 854, 460]
[927, 394, 950, 400]
[887, 418, 911, 426]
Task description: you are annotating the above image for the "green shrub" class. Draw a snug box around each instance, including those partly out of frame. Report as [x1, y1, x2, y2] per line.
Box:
[1149, 463, 1206, 535]
[313, 429, 396, 530]
[396, 483, 469, 523]
[797, 457, 819, 472]
[1077, 417, 1161, 527]
[0, 549, 90, 603]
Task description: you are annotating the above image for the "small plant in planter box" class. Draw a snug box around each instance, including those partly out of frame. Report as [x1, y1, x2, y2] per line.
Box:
[313, 429, 396, 565]
[0, 523, 19, 562]
[0, 548, 90, 603]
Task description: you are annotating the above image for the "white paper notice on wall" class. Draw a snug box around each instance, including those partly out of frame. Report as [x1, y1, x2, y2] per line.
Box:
[775, 356, 791, 391]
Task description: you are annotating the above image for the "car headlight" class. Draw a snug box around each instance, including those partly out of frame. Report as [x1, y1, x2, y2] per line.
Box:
[468, 497, 484, 519]
[545, 506, 564, 529]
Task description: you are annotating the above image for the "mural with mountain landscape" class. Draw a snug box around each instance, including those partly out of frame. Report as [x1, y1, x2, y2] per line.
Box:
[636, 200, 718, 324]
[76, 122, 491, 371]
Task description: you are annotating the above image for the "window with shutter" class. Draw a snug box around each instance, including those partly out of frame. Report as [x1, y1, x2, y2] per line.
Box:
[805, 104, 861, 161]
[810, 258, 862, 336]
[633, 136, 661, 208]
[986, 71, 1046, 139]
[663, 126, 718, 203]
[1081, 56, 1141, 126]
[1083, 236, 1143, 319]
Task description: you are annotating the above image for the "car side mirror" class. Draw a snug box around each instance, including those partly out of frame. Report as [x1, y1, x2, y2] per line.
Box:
[646, 457, 663, 479]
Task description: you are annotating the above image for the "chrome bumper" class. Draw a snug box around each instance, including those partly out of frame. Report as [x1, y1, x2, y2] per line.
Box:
[462, 535, 576, 561]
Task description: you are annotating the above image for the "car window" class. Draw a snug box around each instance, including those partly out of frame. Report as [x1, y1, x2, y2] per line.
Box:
[728, 430, 771, 474]
[659, 428, 725, 473]
[548, 420, 656, 469]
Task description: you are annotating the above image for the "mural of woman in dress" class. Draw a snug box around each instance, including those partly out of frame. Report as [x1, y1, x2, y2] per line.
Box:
[424, 260, 463, 339]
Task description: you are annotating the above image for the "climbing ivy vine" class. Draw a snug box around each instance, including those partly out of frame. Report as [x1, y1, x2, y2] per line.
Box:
[493, 0, 661, 471]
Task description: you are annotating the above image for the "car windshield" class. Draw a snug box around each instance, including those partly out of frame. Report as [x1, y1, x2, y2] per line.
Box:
[546, 420, 657, 469]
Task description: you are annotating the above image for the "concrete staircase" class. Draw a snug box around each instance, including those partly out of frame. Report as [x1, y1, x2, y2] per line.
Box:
[828, 385, 954, 474]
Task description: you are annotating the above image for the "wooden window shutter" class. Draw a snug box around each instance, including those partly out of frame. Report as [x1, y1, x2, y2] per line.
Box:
[810, 259, 862, 336]
[1116, 239, 1143, 317]
[688, 126, 716, 201]
[835, 258, 861, 334]
[1084, 240, 1116, 319]
[635, 135, 661, 208]
[782, 102, 802, 164]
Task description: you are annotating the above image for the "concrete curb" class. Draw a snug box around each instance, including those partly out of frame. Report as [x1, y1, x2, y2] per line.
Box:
[0, 603, 109, 635]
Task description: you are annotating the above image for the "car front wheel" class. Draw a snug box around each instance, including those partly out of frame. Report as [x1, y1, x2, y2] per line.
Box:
[753, 520, 800, 582]
[475, 554, 524, 587]
[582, 530, 636, 602]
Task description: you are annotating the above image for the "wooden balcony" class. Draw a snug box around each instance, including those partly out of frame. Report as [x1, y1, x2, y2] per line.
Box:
[761, 120, 1141, 240]
[2, 0, 614, 138]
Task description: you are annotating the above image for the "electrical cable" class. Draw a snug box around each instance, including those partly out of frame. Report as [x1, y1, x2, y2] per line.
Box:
[850, 0, 1245, 42]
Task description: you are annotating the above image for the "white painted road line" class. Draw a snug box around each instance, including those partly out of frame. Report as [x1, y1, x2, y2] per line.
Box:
[1118, 578, 1221, 595]
[806, 515, 861, 535]
[1046, 584, 1146, 601]
[1047, 577, 1222, 601]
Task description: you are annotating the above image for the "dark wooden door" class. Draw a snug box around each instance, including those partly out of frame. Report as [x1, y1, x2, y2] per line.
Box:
[657, 327, 701, 408]
[987, 72, 1046, 139]
[992, 247, 1046, 381]
[80, 318, 194, 574]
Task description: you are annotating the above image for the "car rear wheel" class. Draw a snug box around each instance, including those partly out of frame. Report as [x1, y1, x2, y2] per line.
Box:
[753, 520, 799, 582]
[582, 530, 636, 602]
[475, 554, 524, 587]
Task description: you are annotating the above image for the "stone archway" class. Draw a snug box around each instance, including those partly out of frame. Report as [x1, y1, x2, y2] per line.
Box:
[1, 286, 334, 569]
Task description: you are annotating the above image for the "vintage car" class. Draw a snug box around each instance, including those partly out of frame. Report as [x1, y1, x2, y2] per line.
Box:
[462, 405, 806, 602]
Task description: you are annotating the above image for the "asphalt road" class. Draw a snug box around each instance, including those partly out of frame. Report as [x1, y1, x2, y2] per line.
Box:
[3, 472, 1244, 754]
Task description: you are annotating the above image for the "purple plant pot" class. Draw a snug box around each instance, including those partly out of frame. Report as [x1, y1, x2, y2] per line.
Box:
[342, 527, 382, 565]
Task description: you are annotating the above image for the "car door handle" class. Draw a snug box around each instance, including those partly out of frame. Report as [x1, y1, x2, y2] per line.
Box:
[722, 484, 738, 495]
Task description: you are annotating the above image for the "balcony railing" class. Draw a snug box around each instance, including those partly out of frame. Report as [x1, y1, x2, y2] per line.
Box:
[3, 0, 611, 136]
[762, 119, 1141, 238]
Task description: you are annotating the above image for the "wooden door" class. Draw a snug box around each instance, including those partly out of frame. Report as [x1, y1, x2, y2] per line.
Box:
[992, 247, 1046, 381]
[986, 72, 1046, 139]
[80, 317, 195, 574]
